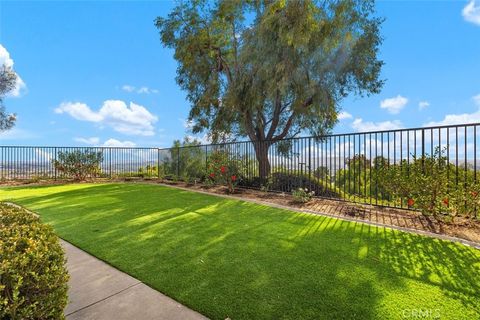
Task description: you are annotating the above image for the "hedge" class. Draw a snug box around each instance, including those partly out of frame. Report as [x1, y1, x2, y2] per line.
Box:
[0, 203, 69, 320]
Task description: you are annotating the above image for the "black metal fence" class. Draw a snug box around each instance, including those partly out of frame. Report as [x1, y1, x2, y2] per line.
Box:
[1, 123, 479, 212]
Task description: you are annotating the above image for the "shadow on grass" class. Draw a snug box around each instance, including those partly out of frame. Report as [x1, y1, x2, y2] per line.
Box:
[1, 183, 479, 319]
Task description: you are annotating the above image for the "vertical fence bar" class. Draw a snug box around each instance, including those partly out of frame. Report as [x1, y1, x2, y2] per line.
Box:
[475, 125, 478, 219]
[54, 147, 57, 180]
[421, 128, 425, 173]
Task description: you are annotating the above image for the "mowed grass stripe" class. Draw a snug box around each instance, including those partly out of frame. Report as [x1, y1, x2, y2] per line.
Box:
[1, 183, 479, 320]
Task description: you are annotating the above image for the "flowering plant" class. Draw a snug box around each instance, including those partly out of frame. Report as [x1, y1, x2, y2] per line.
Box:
[292, 187, 315, 203]
[206, 150, 240, 193]
[379, 147, 480, 221]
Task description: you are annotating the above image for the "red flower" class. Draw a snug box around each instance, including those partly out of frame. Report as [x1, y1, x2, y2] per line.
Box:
[472, 191, 478, 197]
[407, 198, 415, 207]
[220, 166, 226, 173]
[442, 198, 449, 206]
[231, 175, 237, 182]
[209, 173, 215, 178]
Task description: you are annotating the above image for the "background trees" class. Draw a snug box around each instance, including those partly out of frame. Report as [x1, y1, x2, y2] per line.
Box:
[156, 0, 384, 180]
[168, 137, 206, 181]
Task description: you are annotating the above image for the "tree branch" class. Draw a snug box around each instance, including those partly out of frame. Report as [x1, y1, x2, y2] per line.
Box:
[266, 90, 282, 140]
[272, 112, 296, 141]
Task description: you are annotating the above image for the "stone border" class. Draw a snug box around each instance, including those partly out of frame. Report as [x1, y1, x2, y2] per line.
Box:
[157, 183, 480, 250]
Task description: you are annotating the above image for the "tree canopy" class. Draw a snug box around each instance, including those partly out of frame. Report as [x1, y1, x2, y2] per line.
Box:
[156, 0, 384, 178]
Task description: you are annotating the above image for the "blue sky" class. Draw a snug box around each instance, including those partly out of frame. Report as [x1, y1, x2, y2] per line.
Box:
[0, 0, 479, 147]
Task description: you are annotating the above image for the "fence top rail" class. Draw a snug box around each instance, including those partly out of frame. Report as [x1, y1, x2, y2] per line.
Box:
[0, 146, 161, 150]
[158, 122, 480, 150]
[1, 122, 479, 151]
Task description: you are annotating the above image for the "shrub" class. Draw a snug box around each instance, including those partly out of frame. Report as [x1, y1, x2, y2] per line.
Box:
[292, 188, 315, 203]
[378, 147, 479, 221]
[448, 180, 480, 221]
[379, 148, 450, 216]
[53, 150, 103, 181]
[0, 203, 69, 319]
[270, 171, 340, 198]
[260, 176, 273, 193]
[206, 150, 241, 193]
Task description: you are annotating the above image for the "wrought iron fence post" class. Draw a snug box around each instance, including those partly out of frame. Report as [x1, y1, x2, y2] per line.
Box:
[308, 137, 312, 191]
[421, 128, 425, 172]
[109, 148, 112, 178]
[54, 147, 57, 180]
[157, 148, 161, 179]
[205, 145, 208, 174]
[177, 147, 180, 178]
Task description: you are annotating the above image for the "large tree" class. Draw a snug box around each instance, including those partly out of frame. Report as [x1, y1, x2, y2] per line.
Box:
[156, 0, 384, 179]
[0, 64, 17, 131]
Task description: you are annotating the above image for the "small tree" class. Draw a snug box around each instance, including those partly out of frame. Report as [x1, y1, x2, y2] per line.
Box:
[53, 150, 103, 181]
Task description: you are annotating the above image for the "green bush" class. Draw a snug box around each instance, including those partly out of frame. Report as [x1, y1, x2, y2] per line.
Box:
[0, 203, 69, 320]
[378, 147, 480, 220]
[53, 150, 103, 181]
[379, 148, 451, 216]
[168, 138, 206, 181]
[292, 187, 315, 203]
[206, 150, 241, 193]
[449, 180, 480, 220]
[334, 155, 392, 201]
[270, 171, 340, 198]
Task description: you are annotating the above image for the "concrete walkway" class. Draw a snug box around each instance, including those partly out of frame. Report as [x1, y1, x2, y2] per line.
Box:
[61, 240, 208, 320]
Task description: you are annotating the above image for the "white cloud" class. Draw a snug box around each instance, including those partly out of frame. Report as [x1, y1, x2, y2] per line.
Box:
[55, 100, 158, 136]
[338, 111, 353, 120]
[424, 94, 480, 126]
[352, 118, 403, 132]
[74, 137, 100, 145]
[424, 109, 480, 127]
[380, 95, 408, 114]
[0, 44, 27, 97]
[418, 101, 430, 110]
[74, 136, 136, 147]
[137, 87, 159, 94]
[103, 138, 136, 147]
[55, 102, 103, 122]
[463, 0, 480, 26]
[0, 45, 14, 68]
[473, 94, 480, 106]
[121, 85, 135, 93]
[121, 85, 159, 94]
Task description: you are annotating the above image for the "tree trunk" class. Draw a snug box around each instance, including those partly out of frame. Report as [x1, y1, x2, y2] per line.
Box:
[253, 141, 271, 183]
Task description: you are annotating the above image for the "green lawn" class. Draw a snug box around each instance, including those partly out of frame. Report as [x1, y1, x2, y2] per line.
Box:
[1, 183, 479, 319]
